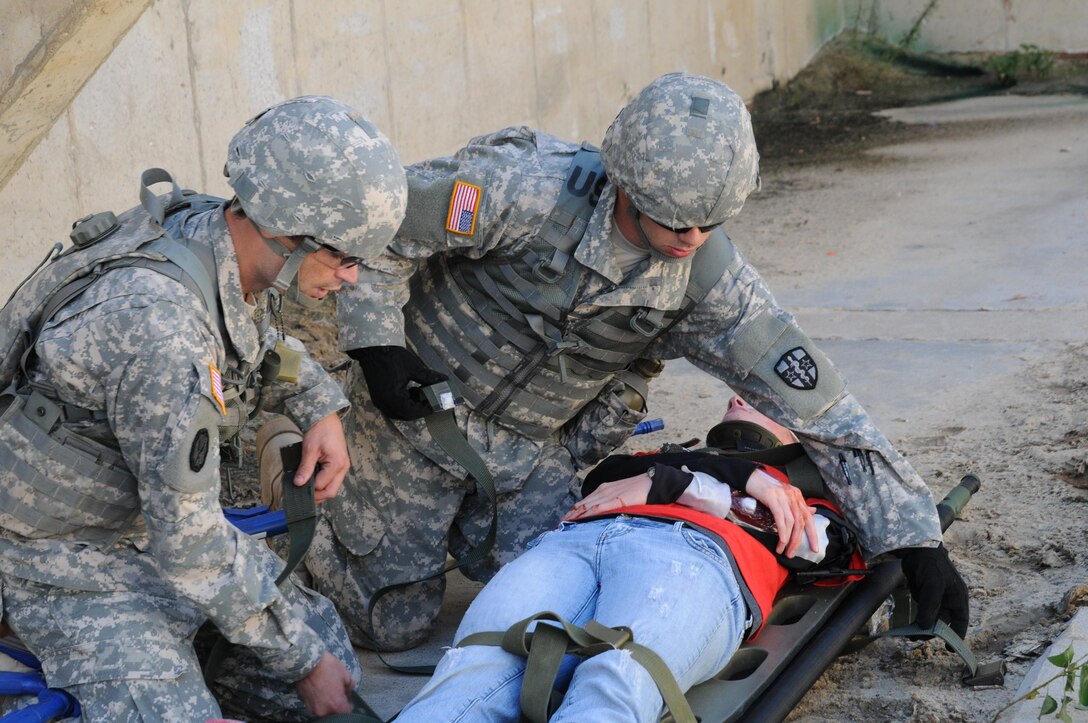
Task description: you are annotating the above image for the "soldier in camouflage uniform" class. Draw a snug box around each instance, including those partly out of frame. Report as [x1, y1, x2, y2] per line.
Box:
[309, 73, 968, 651]
[0, 96, 407, 721]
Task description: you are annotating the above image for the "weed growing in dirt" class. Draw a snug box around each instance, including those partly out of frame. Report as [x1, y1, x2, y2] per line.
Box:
[987, 43, 1058, 85]
[897, 0, 940, 52]
[988, 644, 1088, 721]
[1033, 645, 1088, 721]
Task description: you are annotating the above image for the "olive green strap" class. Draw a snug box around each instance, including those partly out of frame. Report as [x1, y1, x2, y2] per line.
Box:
[519, 624, 570, 722]
[203, 442, 317, 683]
[365, 398, 498, 674]
[423, 405, 498, 569]
[459, 612, 696, 723]
[883, 620, 977, 675]
[275, 442, 318, 586]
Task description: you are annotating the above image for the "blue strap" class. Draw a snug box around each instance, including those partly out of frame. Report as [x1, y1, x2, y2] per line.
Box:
[0, 671, 79, 722]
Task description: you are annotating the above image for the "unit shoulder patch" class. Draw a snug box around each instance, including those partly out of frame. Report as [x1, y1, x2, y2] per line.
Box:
[775, 347, 818, 390]
[190, 428, 209, 472]
[445, 180, 482, 236]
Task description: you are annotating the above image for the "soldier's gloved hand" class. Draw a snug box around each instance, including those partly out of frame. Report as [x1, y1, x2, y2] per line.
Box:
[348, 345, 448, 421]
[899, 544, 970, 638]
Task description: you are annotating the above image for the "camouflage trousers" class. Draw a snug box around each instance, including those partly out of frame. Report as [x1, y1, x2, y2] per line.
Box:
[0, 546, 360, 723]
[302, 370, 581, 652]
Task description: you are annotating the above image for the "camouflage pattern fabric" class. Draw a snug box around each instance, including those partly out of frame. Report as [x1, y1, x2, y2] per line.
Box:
[306, 364, 587, 650]
[226, 95, 408, 261]
[600, 72, 760, 227]
[0, 201, 356, 719]
[325, 74, 942, 649]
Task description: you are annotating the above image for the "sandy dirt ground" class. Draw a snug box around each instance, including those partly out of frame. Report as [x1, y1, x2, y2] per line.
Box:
[259, 40, 1088, 722]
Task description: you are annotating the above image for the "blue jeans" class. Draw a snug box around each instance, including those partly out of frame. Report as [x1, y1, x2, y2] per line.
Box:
[396, 517, 749, 723]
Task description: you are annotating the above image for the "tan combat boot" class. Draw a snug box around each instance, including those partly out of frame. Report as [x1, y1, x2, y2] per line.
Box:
[256, 415, 304, 510]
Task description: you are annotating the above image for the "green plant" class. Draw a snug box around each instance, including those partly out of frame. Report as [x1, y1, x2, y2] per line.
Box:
[1033, 645, 1088, 721]
[987, 43, 1057, 84]
[989, 645, 1088, 721]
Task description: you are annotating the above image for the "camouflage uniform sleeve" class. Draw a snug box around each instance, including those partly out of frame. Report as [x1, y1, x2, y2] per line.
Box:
[337, 127, 545, 350]
[255, 325, 349, 431]
[647, 251, 942, 559]
[103, 297, 325, 681]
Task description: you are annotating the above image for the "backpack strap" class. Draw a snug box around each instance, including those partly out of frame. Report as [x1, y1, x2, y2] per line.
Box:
[14, 169, 223, 420]
[14, 232, 221, 425]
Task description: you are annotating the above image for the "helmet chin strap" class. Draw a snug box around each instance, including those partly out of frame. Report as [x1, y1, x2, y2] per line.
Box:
[624, 205, 687, 264]
[249, 218, 322, 293]
[284, 279, 324, 309]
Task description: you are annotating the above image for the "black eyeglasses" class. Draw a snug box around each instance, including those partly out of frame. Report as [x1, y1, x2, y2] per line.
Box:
[287, 235, 364, 269]
[317, 243, 364, 269]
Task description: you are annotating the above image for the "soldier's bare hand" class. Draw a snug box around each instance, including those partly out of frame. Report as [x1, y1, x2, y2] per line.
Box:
[296, 652, 354, 716]
[298, 413, 351, 502]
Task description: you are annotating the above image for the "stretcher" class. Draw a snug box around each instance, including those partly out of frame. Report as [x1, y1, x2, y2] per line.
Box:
[680, 473, 1005, 723]
[453, 472, 1000, 723]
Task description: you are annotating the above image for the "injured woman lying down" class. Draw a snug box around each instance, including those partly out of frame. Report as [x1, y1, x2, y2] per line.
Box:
[395, 395, 862, 723]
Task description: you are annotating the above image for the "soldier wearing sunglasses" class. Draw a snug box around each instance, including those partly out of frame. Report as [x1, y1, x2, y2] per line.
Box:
[305, 74, 967, 657]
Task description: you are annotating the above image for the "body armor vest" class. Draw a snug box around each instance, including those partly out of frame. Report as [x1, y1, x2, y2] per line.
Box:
[406, 146, 734, 440]
[0, 170, 255, 543]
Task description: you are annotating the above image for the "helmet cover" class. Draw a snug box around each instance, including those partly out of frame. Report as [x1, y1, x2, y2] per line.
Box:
[601, 73, 759, 228]
[225, 95, 407, 260]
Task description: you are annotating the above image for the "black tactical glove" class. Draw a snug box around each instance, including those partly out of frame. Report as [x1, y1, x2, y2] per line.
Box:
[899, 544, 970, 638]
[348, 346, 449, 421]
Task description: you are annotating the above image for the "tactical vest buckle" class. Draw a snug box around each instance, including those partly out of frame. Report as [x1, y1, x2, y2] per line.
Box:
[629, 308, 664, 337]
[532, 256, 566, 284]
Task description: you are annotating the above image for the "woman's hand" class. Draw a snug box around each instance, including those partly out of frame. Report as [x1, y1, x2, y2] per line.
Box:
[744, 468, 819, 557]
[562, 474, 651, 521]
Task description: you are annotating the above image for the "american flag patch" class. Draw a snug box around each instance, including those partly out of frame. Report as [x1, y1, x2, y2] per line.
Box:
[445, 180, 481, 236]
[209, 364, 227, 415]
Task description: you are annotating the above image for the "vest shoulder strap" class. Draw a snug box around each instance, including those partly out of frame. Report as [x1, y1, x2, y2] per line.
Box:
[686, 229, 734, 306]
[533, 143, 606, 283]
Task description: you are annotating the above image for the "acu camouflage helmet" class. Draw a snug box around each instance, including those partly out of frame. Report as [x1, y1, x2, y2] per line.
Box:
[601, 73, 760, 228]
[225, 95, 407, 261]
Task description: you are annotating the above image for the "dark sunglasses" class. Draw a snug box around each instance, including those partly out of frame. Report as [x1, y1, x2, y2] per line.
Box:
[647, 217, 722, 235]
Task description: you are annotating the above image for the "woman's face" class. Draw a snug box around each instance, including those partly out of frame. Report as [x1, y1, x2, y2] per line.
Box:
[720, 396, 799, 446]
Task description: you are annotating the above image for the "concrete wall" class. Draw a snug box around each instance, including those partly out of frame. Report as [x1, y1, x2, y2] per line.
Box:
[0, 0, 848, 299]
[849, 0, 1088, 53]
